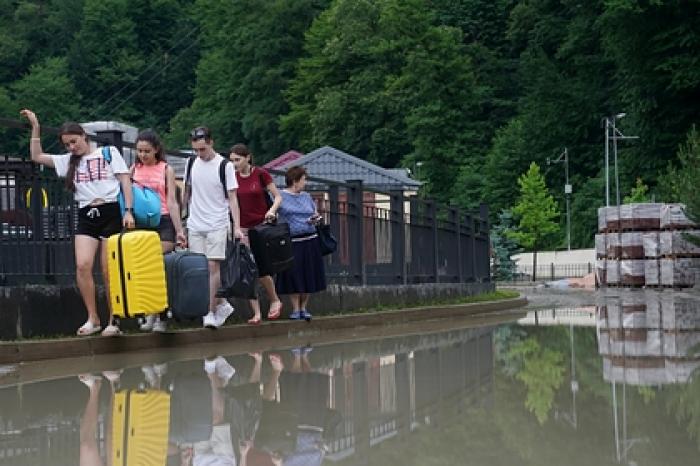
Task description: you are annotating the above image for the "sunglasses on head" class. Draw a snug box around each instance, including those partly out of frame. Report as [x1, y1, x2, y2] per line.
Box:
[190, 127, 210, 140]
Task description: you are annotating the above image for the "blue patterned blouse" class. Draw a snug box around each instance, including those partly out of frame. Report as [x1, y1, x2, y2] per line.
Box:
[278, 190, 317, 236]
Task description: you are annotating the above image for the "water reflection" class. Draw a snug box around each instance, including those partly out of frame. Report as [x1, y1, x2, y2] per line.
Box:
[1, 296, 700, 465]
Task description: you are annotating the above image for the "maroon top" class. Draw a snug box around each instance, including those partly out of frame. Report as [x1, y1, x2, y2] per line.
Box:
[236, 166, 274, 228]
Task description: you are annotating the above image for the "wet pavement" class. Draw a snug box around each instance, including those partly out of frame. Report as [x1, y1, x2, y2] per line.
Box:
[1, 289, 699, 465]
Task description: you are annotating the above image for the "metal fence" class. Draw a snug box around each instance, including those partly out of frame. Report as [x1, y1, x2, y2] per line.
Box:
[507, 263, 594, 282]
[0, 121, 491, 286]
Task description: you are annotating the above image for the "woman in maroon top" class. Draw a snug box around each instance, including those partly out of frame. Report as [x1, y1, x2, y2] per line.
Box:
[230, 143, 284, 324]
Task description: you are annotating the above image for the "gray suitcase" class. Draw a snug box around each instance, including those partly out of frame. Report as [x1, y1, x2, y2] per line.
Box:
[164, 251, 209, 320]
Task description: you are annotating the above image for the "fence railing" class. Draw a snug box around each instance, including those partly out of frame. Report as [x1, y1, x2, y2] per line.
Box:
[504, 263, 594, 282]
[0, 119, 491, 286]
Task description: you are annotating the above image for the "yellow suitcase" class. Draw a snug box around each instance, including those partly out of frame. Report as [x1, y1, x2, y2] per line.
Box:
[107, 230, 168, 319]
[112, 389, 171, 466]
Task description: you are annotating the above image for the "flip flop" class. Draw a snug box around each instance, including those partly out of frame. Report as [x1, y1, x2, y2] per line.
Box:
[101, 324, 122, 337]
[77, 321, 102, 336]
[267, 301, 283, 320]
[247, 317, 262, 325]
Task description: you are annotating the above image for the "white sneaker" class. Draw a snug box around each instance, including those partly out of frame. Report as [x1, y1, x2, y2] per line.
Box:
[203, 311, 218, 328]
[215, 357, 236, 383]
[142, 366, 158, 388]
[214, 301, 235, 327]
[152, 317, 167, 333]
[204, 357, 236, 385]
[140, 314, 155, 331]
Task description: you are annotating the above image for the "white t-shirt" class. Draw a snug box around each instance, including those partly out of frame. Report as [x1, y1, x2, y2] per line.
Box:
[51, 146, 128, 208]
[185, 154, 238, 232]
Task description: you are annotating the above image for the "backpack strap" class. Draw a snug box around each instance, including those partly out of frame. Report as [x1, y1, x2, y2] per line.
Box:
[219, 158, 229, 199]
[185, 156, 196, 187]
[102, 146, 112, 164]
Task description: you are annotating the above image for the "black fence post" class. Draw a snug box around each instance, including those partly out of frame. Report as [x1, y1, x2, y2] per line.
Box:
[95, 129, 124, 154]
[347, 180, 365, 286]
[479, 203, 490, 282]
[329, 184, 340, 264]
[453, 206, 463, 283]
[390, 190, 406, 285]
[427, 200, 439, 282]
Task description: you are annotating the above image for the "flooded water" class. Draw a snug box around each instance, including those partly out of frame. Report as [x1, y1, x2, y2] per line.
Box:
[1, 289, 699, 465]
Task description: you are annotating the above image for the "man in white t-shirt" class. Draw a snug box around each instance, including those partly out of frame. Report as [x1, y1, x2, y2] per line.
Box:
[185, 127, 243, 328]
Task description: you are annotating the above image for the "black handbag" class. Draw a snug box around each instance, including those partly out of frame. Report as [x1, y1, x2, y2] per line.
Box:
[219, 240, 258, 299]
[316, 223, 337, 256]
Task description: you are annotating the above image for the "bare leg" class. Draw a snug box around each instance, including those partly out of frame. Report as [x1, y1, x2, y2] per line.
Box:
[248, 298, 261, 321]
[300, 293, 310, 310]
[75, 235, 101, 327]
[208, 260, 221, 312]
[263, 354, 283, 401]
[289, 294, 301, 313]
[79, 375, 104, 466]
[259, 276, 282, 317]
[248, 352, 262, 384]
[208, 372, 226, 425]
[100, 239, 114, 326]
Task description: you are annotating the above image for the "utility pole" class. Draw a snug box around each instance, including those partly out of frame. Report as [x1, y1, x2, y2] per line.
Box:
[548, 148, 571, 251]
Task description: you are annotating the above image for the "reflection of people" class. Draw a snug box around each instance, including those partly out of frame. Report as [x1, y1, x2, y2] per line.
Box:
[192, 356, 237, 465]
[274, 167, 327, 321]
[229, 143, 284, 325]
[21, 109, 135, 337]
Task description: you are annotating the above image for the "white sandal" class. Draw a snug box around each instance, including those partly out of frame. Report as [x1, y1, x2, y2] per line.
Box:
[76, 321, 102, 336]
[101, 324, 122, 337]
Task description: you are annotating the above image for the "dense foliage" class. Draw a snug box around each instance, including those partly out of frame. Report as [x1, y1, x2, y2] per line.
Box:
[1, 0, 698, 249]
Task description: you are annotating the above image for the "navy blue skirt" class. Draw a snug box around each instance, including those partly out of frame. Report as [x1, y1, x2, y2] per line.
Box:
[275, 233, 327, 294]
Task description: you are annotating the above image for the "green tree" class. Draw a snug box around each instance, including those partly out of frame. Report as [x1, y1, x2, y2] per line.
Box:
[282, 0, 487, 202]
[506, 336, 565, 424]
[491, 209, 520, 281]
[662, 126, 700, 246]
[168, 0, 326, 156]
[509, 162, 560, 280]
[623, 177, 650, 204]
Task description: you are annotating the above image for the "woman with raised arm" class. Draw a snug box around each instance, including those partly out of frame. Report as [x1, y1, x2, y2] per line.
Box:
[20, 109, 135, 337]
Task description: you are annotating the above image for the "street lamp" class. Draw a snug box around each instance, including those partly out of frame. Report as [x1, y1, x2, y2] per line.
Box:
[548, 148, 571, 251]
[603, 113, 639, 207]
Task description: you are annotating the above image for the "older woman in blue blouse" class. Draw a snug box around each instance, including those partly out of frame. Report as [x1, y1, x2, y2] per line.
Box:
[275, 166, 326, 320]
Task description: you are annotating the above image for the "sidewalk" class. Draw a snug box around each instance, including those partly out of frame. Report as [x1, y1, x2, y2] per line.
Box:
[0, 296, 526, 365]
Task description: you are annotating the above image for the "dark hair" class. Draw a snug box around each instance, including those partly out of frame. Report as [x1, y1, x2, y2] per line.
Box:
[229, 143, 253, 164]
[58, 122, 88, 192]
[285, 166, 307, 187]
[190, 126, 212, 142]
[135, 129, 165, 164]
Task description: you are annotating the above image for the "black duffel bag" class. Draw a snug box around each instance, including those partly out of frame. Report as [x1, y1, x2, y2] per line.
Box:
[248, 221, 294, 275]
[219, 239, 258, 299]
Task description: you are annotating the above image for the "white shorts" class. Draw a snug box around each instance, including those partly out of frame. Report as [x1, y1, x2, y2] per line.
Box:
[188, 229, 228, 260]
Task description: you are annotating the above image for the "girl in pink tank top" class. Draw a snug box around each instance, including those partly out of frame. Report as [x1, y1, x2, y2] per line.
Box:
[131, 129, 186, 253]
[132, 130, 187, 333]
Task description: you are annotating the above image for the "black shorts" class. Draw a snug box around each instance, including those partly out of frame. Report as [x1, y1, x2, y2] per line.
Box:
[156, 215, 176, 243]
[76, 202, 122, 240]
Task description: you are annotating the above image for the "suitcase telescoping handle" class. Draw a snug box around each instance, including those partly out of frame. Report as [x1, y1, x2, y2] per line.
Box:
[114, 230, 131, 318]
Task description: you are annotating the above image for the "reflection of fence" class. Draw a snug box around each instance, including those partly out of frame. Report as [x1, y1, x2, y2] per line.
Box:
[1, 121, 491, 286]
[507, 263, 593, 282]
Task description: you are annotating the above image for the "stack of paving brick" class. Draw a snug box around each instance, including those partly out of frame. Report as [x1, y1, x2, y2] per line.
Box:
[596, 203, 700, 288]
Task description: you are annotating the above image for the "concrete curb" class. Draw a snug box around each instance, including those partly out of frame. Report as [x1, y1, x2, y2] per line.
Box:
[0, 296, 527, 365]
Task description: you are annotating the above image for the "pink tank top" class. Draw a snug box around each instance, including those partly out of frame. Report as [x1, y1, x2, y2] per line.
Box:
[132, 161, 169, 215]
